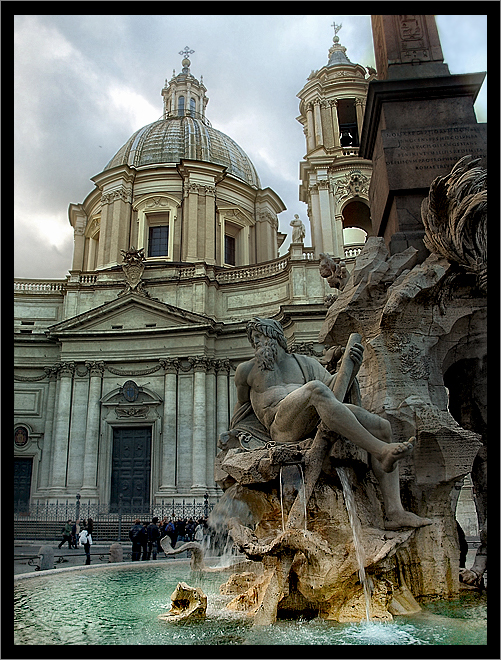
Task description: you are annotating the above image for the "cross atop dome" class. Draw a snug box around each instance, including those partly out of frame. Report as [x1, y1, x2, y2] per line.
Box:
[179, 46, 195, 74]
[327, 19, 352, 65]
[179, 46, 195, 59]
[331, 21, 342, 36]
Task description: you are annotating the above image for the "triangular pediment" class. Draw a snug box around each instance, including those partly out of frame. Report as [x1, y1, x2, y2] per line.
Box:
[47, 293, 214, 337]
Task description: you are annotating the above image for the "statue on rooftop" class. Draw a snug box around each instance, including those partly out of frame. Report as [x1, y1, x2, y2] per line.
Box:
[290, 214, 306, 243]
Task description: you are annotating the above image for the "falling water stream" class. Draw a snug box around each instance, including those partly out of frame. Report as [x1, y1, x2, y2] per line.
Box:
[336, 466, 372, 621]
[279, 463, 307, 532]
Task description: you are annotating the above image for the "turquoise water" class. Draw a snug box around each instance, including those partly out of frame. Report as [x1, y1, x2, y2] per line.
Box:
[14, 563, 487, 645]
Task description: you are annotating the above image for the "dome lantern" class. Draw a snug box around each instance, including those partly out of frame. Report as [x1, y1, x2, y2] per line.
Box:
[161, 47, 208, 123]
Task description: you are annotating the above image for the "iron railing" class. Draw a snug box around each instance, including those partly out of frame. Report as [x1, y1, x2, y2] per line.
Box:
[14, 497, 215, 543]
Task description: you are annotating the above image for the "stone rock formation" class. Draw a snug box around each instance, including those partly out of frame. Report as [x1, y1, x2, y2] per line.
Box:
[158, 581, 207, 622]
[109, 543, 123, 563]
[37, 545, 54, 571]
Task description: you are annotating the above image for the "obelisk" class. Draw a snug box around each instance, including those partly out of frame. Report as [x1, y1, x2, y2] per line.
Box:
[359, 15, 486, 260]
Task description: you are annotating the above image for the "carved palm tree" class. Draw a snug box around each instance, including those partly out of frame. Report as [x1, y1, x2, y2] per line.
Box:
[421, 154, 487, 295]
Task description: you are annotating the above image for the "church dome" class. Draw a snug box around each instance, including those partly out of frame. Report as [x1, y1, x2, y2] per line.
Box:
[104, 115, 261, 189]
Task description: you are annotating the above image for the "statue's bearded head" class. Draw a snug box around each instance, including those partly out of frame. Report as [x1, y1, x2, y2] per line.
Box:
[246, 318, 287, 371]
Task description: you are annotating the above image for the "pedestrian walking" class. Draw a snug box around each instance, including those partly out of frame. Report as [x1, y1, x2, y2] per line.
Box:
[71, 519, 80, 549]
[166, 519, 177, 547]
[129, 519, 145, 561]
[140, 522, 149, 560]
[58, 520, 73, 549]
[186, 518, 195, 541]
[175, 518, 186, 544]
[147, 517, 160, 560]
[194, 519, 204, 542]
[78, 523, 92, 565]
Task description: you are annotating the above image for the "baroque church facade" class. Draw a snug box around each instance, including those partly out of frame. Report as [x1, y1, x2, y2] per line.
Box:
[14, 34, 374, 513]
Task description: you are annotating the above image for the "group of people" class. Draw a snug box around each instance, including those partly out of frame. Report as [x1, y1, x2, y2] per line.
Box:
[57, 518, 93, 564]
[128, 516, 207, 561]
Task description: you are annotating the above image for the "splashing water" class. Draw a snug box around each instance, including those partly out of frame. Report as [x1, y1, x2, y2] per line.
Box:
[336, 466, 372, 621]
[14, 565, 487, 645]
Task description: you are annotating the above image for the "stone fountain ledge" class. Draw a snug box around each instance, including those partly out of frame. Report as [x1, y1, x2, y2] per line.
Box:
[14, 557, 194, 581]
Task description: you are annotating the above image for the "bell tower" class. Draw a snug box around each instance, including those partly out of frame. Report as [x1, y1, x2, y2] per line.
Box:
[297, 22, 374, 260]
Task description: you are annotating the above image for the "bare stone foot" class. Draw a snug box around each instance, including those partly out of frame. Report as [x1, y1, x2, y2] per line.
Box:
[459, 568, 482, 587]
[384, 510, 433, 530]
[378, 437, 415, 473]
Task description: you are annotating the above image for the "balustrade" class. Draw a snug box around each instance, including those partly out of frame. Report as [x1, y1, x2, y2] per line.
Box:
[344, 244, 364, 259]
[14, 280, 65, 293]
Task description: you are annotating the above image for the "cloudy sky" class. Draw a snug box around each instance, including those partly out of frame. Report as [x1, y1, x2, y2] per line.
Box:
[14, 14, 487, 279]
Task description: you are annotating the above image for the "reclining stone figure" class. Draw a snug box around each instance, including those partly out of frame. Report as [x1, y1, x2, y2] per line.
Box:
[229, 317, 431, 530]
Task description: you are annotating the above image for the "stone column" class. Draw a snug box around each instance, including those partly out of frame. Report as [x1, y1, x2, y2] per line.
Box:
[216, 359, 230, 441]
[160, 358, 179, 493]
[72, 220, 86, 272]
[67, 368, 91, 489]
[309, 183, 323, 256]
[96, 198, 112, 269]
[38, 366, 58, 491]
[318, 178, 335, 255]
[306, 103, 315, 152]
[184, 183, 200, 261]
[330, 100, 341, 148]
[205, 360, 217, 491]
[204, 186, 216, 265]
[87, 236, 97, 271]
[80, 362, 104, 497]
[355, 98, 364, 141]
[49, 362, 75, 494]
[108, 189, 131, 266]
[313, 99, 323, 147]
[189, 357, 208, 492]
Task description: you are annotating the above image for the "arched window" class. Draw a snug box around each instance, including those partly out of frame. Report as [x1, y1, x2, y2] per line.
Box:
[178, 96, 185, 115]
[190, 98, 196, 116]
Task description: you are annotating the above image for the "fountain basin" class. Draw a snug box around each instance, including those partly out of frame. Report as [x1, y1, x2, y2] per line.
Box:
[14, 561, 486, 645]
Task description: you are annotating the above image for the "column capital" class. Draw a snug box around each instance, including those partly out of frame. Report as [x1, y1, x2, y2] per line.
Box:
[159, 358, 181, 374]
[329, 99, 338, 108]
[57, 362, 76, 378]
[215, 358, 231, 375]
[43, 365, 60, 381]
[188, 356, 210, 373]
[85, 360, 105, 377]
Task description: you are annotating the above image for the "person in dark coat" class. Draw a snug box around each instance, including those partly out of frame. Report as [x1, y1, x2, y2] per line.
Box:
[175, 518, 186, 544]
[140, 522, 149, 560]
[58, 520, 73, 549]
[129, 519, 145, 561]
[146, 517, 160, 560]
[163, 519, 176, 548]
